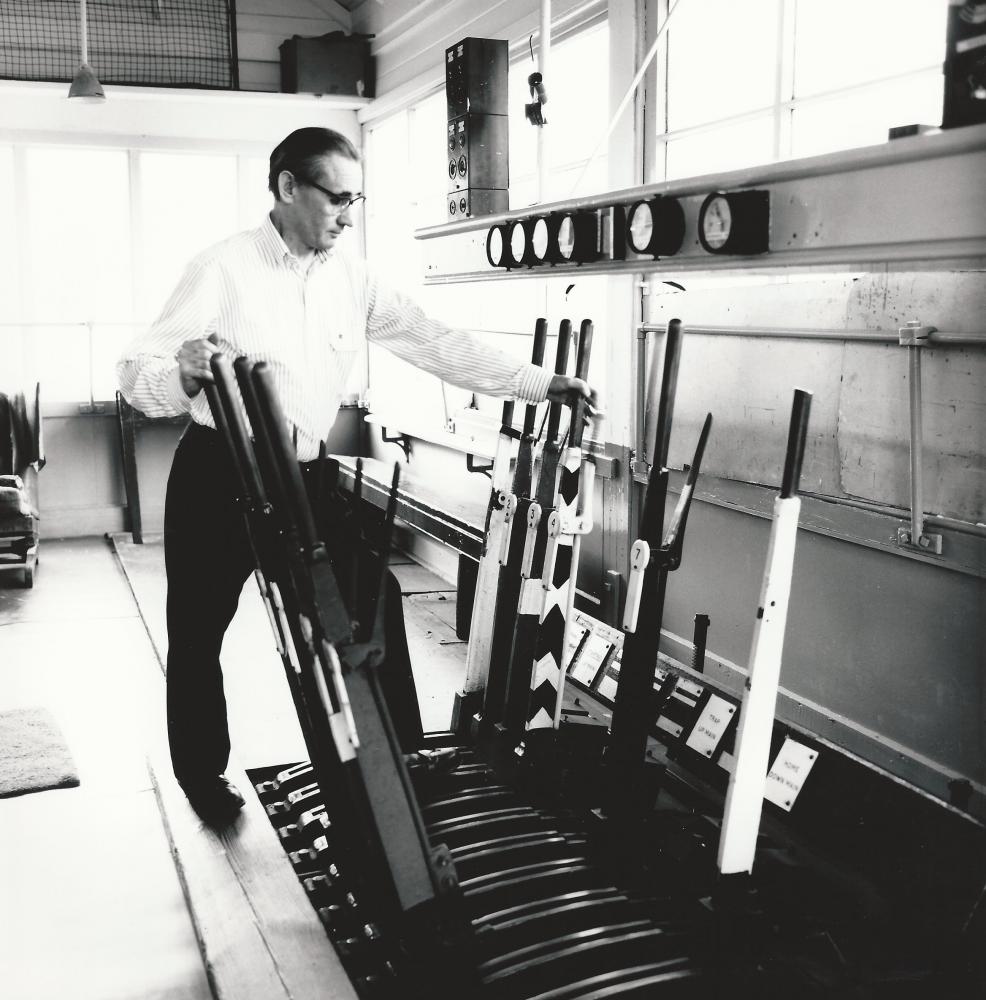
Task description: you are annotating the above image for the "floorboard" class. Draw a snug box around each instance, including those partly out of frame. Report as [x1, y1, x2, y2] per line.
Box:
[0, 538, 212, 1000]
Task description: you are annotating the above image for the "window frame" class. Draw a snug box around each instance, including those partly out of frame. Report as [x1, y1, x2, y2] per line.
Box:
[3, 134, 273, 414]
[650, 0, 948, 182]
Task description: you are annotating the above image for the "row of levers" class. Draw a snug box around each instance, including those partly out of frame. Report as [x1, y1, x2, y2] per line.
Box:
[204, 317, 979, 1000]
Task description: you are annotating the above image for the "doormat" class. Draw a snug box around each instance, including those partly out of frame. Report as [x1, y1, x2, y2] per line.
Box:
[0, 707, 80, 798]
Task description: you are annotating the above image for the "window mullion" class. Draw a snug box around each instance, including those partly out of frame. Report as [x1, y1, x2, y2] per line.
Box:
[775, 0, 798, 162]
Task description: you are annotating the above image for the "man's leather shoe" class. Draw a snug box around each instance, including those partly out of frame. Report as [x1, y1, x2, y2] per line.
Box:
[181, 774, 245, 826]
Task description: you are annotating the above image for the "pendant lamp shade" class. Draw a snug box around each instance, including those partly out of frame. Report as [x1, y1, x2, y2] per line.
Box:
[69, 63, 105, 101]
[69, 0, 105, 101]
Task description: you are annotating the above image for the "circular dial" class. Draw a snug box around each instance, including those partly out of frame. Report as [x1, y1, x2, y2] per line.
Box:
[509, 221, 527, 265]
[701, 195, 732, 250]
[532, 218, 549, 261]
[486, 225, 505, 267]
[627, 201, 654, 254]
[625, 197, 685, 257]
[557, 215, 576, 261]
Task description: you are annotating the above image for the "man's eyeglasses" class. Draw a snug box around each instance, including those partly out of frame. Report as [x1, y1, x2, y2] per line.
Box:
[301, 177, 366, 213]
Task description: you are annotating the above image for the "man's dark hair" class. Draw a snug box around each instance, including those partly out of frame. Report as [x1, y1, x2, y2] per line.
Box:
[268, 127, 360, 199]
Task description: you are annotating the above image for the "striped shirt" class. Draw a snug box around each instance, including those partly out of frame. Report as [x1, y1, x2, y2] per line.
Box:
[117, 215, 553, 461]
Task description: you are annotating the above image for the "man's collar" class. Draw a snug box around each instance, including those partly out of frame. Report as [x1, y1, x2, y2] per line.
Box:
[261, 214, 331, 267]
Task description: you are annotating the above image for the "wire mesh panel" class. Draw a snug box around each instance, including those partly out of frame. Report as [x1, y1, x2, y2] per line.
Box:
[0, 0, 237, 90]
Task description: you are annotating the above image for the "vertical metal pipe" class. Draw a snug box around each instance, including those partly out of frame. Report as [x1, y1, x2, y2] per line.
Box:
[537, 0, 551, 202]
[79, 0, 89, 64]
[908, 344, 924, 545]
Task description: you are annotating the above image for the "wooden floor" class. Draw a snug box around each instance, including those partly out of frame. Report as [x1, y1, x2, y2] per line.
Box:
[0, 535, 468, 1000]
[0, 537, 212, 1000]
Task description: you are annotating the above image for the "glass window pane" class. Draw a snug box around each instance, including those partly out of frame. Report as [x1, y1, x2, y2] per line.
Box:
[0, 326, 30, 398]
[136, 151, 239, 320]
[92, 323, 139, 402]
[667, 0, 779, 131]
[410, 90, 449, 230]
[22, 146, 132, 402]
[540, 22, 611, 167]
[0, 147, 24, 394]
[511, 22, 611, 204]
[239, 153, 274, 227]
[791, 71, 944, 159]
[32, 325, 90, 403]
[0, 146, 17, 323]
[794, 0, 948, 97]
[365, 112, 419, 295]
[23, 146, 132, 324]
[666, 114, 775, 180]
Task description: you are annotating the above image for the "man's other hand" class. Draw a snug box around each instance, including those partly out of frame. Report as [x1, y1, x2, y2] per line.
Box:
[546, 374, 603, 425]
[176, 333, 220, 398]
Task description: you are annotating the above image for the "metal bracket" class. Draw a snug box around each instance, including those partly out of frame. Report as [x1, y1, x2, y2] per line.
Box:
[898, 320, 935, 347]
[380, 426, 411, 462]
[466, 453, 493, 478]
[896, 525, 943, 555]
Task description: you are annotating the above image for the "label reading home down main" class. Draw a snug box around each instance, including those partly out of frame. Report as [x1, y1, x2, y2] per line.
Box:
[684, 694, 735, 758]
[764, 737, 819, 812]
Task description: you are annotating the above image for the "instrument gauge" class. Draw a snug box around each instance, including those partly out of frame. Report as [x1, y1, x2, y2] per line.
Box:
[553, 211, 598, 264]
[531, 217, 550, 262]
[626, 196, 685, 257]
[509, 220, 528, 267]
[486, 224, 509, 268]
[698, 190, 770, 255]
[557, 216, 576, 261]
[700, 195, 731, 251]
[628, 203, 653, 251]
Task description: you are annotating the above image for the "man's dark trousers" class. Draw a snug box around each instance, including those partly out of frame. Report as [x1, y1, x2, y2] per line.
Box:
[164, 423, 254, 786]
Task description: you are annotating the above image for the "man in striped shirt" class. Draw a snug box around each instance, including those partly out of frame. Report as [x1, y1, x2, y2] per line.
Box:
[117, 127, 598, 825]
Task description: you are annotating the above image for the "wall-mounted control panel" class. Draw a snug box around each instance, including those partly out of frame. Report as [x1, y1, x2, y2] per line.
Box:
[445, 37, 508, 222]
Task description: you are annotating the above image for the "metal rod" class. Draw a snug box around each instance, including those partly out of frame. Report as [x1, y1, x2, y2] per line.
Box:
[79, 0, 89, 64]
[908, 345, 925, 544]
[537, 0, 550, 203]
[644, 324, 986, 346]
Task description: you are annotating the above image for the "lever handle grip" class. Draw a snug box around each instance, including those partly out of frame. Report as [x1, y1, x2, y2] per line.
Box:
[546, 319, 573, 443]
[521, 502, 542, 578]
[542, 510, 561, 589]
[622, 539, 651, 633]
